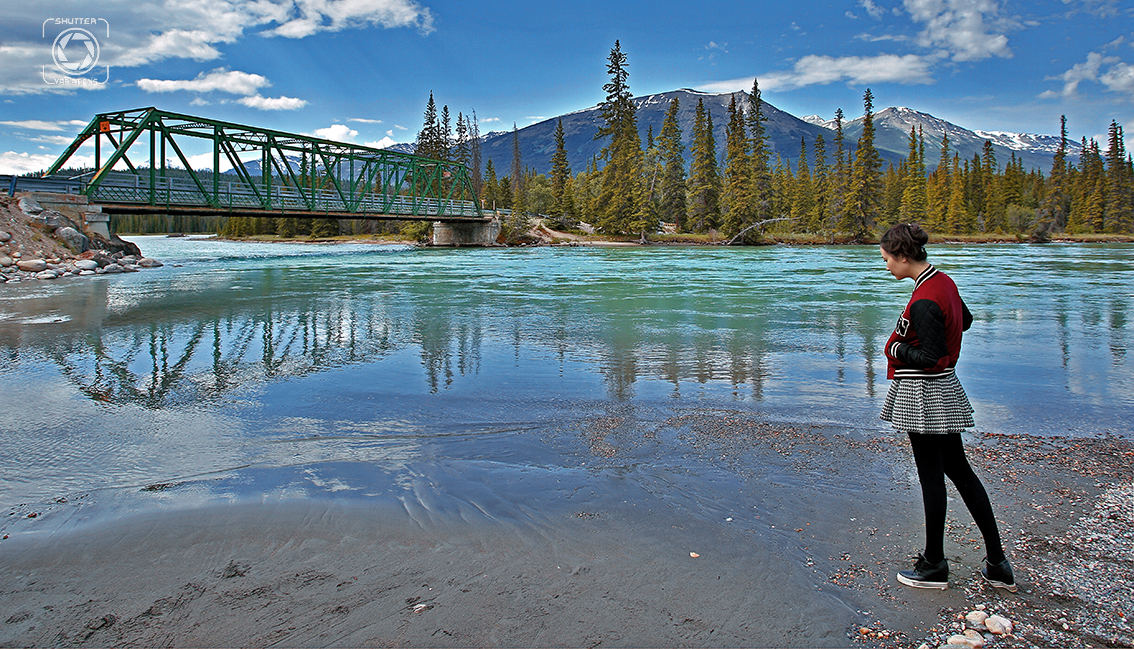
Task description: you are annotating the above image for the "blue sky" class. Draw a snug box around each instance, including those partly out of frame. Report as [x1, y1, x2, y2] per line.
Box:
[2, 0, 1132, 174]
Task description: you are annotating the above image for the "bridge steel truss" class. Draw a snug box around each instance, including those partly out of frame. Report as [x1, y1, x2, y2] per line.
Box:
[44, 107, 485, 221]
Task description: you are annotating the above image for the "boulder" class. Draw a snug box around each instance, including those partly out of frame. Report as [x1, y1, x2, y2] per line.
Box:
[99, 263, 124, 274]
[35, 270, 58, 280]
[0, 255, 11, 267]
[55, 226, 90, 253]
[16, 259, 47, 272]
[78, 250, 115, 267]
[30, 210, 80, 232]
[17, 196, 44, 215]
[73, 259, 99, 271]
[0, 231, 11, 242]
[138, 257, 163, 268]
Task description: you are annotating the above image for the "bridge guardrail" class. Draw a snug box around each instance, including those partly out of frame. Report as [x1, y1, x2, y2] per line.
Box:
[6, 172, 483, 219]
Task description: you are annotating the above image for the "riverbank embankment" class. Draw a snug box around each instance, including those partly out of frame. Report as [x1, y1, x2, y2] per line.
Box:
[0, 196, 163, 283]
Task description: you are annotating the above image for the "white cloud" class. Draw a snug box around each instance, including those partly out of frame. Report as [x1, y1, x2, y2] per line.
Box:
[364, 136, 398, 149]
[349, 118, 383, 124]
[0, 150, 94, 175]
[0, 120, 71, 131]
[1099, 61, 1134, 94]
[238, 95, 308, 110]
[137, 68, 271, 95]
[861, 0, 885, 19]
[1043, 52, 1129, 97]
[700, 54, 935, 93]
[903, 0, 1013, 62]
[265, 0, 435, 38]
[0, 0, 435, 95]
[312, 124, 358, 141]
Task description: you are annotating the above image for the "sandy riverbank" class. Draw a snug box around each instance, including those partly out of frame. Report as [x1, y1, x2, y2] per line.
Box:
[1, 429, 1130, 648]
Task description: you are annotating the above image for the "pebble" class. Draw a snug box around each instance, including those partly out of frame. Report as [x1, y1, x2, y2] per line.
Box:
[965, 610, 989, 629]
[985, 615, 1013, 635]
[16, 259, 47, 272]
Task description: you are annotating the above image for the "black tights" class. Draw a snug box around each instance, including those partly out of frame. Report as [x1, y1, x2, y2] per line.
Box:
[908, 432, 1005, 565]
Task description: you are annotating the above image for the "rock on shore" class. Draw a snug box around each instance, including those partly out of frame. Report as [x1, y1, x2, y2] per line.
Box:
[0, 195, 162, 284]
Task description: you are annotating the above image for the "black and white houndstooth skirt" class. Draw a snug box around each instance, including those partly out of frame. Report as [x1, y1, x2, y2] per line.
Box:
[881, 372, 975, 435]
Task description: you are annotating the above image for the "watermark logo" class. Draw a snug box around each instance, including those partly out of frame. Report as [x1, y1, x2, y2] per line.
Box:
[43, 18, 109, 87]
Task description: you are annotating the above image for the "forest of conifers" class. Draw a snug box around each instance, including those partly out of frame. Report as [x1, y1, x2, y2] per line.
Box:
[114, 42, 1133, 243]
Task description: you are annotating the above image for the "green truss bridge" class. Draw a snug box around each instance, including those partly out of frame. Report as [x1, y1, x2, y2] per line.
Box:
[44, 107, 486, 223]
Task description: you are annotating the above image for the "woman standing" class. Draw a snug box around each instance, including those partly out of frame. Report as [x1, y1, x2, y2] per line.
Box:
[879, 223, 1016, 592]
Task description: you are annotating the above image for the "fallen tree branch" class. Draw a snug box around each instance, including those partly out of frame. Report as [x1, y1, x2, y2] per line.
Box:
[722, 218, 794, 245]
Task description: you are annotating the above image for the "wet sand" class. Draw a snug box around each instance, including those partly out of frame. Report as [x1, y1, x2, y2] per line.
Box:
[1, 430, 1130, 648]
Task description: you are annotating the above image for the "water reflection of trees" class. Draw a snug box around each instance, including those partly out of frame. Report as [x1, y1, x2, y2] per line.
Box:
[4, 253, 1128, 410]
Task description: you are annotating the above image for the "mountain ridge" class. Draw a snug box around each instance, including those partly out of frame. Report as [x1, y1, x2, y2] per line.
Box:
[461, 90, 1080, 178]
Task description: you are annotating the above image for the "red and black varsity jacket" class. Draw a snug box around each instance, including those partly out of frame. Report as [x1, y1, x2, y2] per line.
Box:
[885, 265, 973, 380]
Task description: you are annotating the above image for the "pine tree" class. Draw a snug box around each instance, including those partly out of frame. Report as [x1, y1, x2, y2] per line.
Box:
[827, 108, 848, 233]
[791, 136, 815, 230]
[945, 154, 967, 234]
[900, 126, 928, 225]
[925, 133, 951, 231]
[415, 92, 444, 160]
[468, 110, 483, 196]
[687, 97, 721, 232]
[721, 94, 752, 235]
[981, 140, 1005, 232]
[502, 124, 530, 242]
[840, 89, 882, 239]
[1105, 120, 1133, 233]
[656, 97, 687, 230]
[880, 162, 903, 228]
[549, 118, 575, 228]
[809, 133, 829, 232]
[482, 158, 500, 211]
[747, 79, 772, 224]
[1038, 115, 1072, 233]
[594, 40, 645, 235]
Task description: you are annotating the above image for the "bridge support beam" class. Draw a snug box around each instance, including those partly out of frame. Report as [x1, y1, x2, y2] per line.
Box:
[21, 192, 111, 239]
[432, 220, 501, 247]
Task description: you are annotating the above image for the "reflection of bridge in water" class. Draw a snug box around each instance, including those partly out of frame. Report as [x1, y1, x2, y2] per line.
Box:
[35, 107, 499, 244]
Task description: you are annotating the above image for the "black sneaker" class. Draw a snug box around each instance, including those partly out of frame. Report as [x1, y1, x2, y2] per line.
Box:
[896, 553, 949, 589]
[981, 557, 1018, 592]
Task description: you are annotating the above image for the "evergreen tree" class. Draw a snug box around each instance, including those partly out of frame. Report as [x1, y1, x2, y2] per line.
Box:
[687, 97, 721, 232]
[502, 124, 530, 242]
[809, 133, 830, 232]
[827, 108, 848, 232]
[945, 154, 967, 234]
[899, 126, 928, 225]
[1038, 115, 1072, 233]
[747, 79, 772, 224]
[840, 89, 882, 239]
[482, 159, 500, 210]
[415, 92, 445, 160]
[1105, 120, 1133, 232]
[549, 118, 575, 228]
[925, 133, 951, 231]
[880, 162, 904, 229]
[721, 94, 752, 235]
[656, 97, 687, 230]
[981, 140, 1005, 232]
[791, 136, 815, 230]
[593, 41, 646, 236]
[468, 110, 483, 196]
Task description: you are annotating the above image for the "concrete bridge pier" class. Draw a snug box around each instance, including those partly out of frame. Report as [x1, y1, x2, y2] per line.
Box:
[432, 219, 501, 246]
[22, 192, 111, 239]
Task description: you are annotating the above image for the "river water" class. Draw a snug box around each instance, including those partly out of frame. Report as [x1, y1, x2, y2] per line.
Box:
[1, 238, 1131, 552]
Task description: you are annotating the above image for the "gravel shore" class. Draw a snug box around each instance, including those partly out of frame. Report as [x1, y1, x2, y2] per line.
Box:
[1, 427, 1129, 648]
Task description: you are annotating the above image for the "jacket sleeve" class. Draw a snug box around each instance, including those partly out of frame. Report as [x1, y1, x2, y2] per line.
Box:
[962, 299, 973, 332]
[892, 298, 947, 370]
